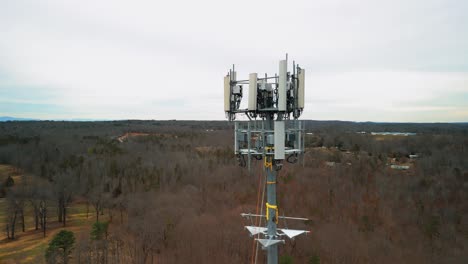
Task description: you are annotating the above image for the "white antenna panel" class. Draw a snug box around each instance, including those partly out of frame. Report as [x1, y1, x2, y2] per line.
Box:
[298, 68, 305, 109]
[278, 60, 287, 111]
[274, 121, 285, 159]
[224, 75, 230, 112]
[248, 73, 258, 111]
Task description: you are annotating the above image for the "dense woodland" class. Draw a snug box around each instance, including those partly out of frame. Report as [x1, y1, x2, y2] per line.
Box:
[0, 120, 467, 263]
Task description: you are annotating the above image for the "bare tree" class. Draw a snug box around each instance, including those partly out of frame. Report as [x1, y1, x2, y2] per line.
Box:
[37, 180, 53, 238]
[52, 170, 77, 227]
[5, 189, 24, 239]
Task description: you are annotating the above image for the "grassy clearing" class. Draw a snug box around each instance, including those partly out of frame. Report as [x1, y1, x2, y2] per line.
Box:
[0, 165, 14, 186]
[0, 165, 13, 176]
[0, 165, 96, 264]
[0, 200, 94, 263]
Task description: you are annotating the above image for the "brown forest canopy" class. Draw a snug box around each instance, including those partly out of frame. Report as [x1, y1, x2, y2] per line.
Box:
[0, 120, 467, 263]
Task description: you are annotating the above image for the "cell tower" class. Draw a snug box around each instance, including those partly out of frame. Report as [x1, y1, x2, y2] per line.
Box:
[224, 55, 309, 264]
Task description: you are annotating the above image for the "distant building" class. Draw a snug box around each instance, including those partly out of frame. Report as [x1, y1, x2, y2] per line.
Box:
[371, 132, 416, 136]
[390, 165, 410, 170]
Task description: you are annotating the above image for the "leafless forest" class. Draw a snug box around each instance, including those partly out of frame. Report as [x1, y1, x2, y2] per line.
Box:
[0, 120, 467, 263]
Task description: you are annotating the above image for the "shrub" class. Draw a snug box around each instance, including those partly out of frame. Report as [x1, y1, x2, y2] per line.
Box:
[91, 221, 109, 240]
[309, 254, 320, 264]
[279, 255, 294, 264]
[45, 230, 75, 264]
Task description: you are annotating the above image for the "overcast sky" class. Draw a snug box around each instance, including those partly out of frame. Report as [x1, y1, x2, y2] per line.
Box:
[1, 0, 467, 122]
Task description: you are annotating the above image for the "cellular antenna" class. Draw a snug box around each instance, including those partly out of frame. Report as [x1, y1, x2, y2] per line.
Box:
[223, 56, 308, 264]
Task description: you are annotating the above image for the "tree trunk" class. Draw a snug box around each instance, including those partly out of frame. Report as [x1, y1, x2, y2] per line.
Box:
[109, 209, 113, 223]
[43, 206, 47, 238]
[40, 202, 47, 237]
[39, 211, 43, 229]
[21, 209, 25, 232]
[11, 211, 17, 239]
[58, 199, 63, 222]
[35, 209, 39, 230]
[143, 249, 148, 264]
[96, 206, 99, 222]
[63, 205, 67, 227]
[63, 251, 69, 264]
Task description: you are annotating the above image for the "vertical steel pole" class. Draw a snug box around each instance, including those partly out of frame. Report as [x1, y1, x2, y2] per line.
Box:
[266, 114, 278, 264]
[248, 121, 251, 172]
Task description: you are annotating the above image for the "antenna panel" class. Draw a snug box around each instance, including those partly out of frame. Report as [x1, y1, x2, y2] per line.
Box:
[248, 73, 258, 111]
[274, 121, 285, 159]
[298, 68, 305, 109]
[224, 75, 230, 112]
[278, 60, 287, 111]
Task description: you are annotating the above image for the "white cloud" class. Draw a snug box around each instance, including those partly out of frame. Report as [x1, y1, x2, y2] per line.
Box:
[302, 71, 468, 122]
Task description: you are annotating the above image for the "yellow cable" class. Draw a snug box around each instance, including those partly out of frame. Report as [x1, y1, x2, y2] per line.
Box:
[264, 157, 273, 170]
[265, 203, 279, 224]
